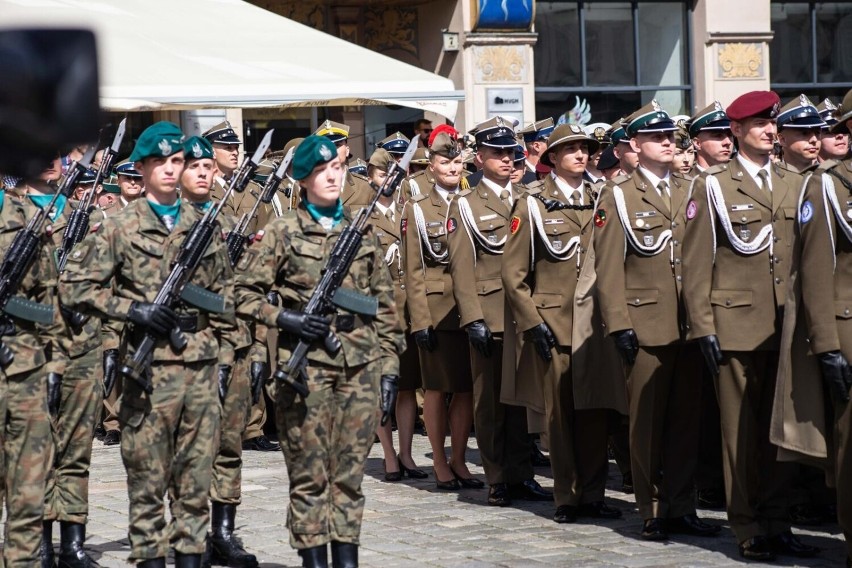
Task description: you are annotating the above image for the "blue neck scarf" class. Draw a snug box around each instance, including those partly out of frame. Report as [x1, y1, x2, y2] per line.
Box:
[0, 190, 5, 214]
[147, 199, 181, 232]
[305, 198, 344, 230]
[191, 200, 213, 212]
[28, 193, 67, 221]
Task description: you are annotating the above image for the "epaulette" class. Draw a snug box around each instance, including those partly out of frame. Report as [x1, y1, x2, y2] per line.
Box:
[706, 163, 728, 175]
[815, 159, 839, 173]
[521, 187, 543, 197]
[407, 170, 427, 181]
[411, 193, 429, 203]
[457, 188, 473, 197]
[522, 179, 545, 191]
[671, 171, 690, 183]
[351, 172, 370, 183]
[611, 173, 632, 185]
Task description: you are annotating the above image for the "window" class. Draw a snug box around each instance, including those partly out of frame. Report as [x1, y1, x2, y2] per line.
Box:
[534, 1, 690, 126]
[771, 1, 852, 103]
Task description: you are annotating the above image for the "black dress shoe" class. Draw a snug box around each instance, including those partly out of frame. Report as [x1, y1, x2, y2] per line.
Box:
[553, 505, 577, 524]
[435, 476, 460, 491]
[620, 472, 634, 494]
[93, 424, 106, 441]
[788, 503, 824, 526]
[241, 435, 280, 452]
[696, 487, 725, 509]
[577, 501, 622, 519]
[508, 478, 553, 501]
[667, 514, 721, 537]
[739, 536, 775, 561]
[103, 430, 120, 446]
[398, 456, 428, 479]
[488, 483, 511, 506]
[769, 530, 820, 558]
[530, 445, 551, 467]
[449, 463, 484, 489]
[641, 518, 668, 541]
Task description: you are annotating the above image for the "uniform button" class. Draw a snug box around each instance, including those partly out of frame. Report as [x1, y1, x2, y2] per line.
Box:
[676, 275, 682, 281]
[726, 299, 731, 306]
[775, 277, 782, 284]
[773, 237, 780, 243]
[552, 228, 558, 234]
[634, 298, 640, 305]
[400, 285, 406, 290]
[741, 216, 748, 223]
[399, 270, 405, 276]
[845, 308, 850, 316]
[672, 222, 678, 228]
[673, 240, 679, 245]
[675, 258, 681, 265]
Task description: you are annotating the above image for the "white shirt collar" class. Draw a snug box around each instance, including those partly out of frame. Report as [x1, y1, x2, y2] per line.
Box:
[637, 166, 671, 196]
[480, 177, 513, 204]
[432, 182, 457, 204]
[375, 201, 390, 216]
[737, 154, 772, 191]
[551, 172, 585, 204]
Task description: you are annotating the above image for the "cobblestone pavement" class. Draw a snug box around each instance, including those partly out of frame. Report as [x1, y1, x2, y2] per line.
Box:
[30, 432, 850, 566]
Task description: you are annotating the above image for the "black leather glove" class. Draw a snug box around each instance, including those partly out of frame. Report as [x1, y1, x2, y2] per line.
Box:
[612, 329, 639, 366]
[126, 301, 179, 339]
[250, 361, 269, 405]
[818, 351, 852, 404]
[698, 335, 723, 376]
[47, 372, 62, 418]
[217, 364, 231, 405]
[525, 323, 557, 362]
[466, 320, 494, 358]
[103, 349, 119, 398]
[276, 309, 331, 342]
[413, 326, 437, 352]
[380, 374, 399, 426]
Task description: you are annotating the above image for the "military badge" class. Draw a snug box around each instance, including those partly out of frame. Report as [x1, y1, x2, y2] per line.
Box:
[158, 139, 172, 156]
[401, 219, 407, 235]
[510, 216, 521, 234]
[319, 144, 333, 161]
[90, 222, 101, 233]
[739, 227, 751, 241]
[643, 234, 654, 246]
[192, 141, 203, 158]
[447, 218, 457, 233]
[800, 200, 813, 224]
[431, 241, 442, 253]
[686, 200, 698, 220]
[593, 209, 607, 227]
[253, 229, 265, 242]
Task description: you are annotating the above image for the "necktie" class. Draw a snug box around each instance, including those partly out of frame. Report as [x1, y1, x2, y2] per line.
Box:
[499, 189, 512, 210]
[385, 208, 395, 223]
[757, 169, 771, 197]
[570, 190, 582, 206]
[657, 181, 671, 215]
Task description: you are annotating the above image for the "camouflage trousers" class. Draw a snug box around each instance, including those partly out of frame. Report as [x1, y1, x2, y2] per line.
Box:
[274, 360, 380, 549]
[118, 360, 220, 562]
[2, 365, 52, 568]
[44, 346, 103, 523]
[210, 348, 251, 505]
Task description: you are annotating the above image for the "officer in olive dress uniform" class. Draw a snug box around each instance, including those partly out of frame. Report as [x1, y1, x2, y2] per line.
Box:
[774, 87, 852, 566]
[608, 120, 639, 176]
[776, 95, 823, 174]
[115, 160, 144, 209]
[682, 91, 820, 561]
[96, 177, 122, 216]
[503, 124, 621, 523]
[685, 102, 734, 179]
[377, 132, 410, 163]
[447, 117, 551, 507]
[595, 102, 719, 542]
[314, 120, 374, 211]
[817, 98, 850, 163]
[62, 122, 238, 567]
[519, 118, 555, 173]
[401, 128, 478, 490]
[234, 135, 403, 568]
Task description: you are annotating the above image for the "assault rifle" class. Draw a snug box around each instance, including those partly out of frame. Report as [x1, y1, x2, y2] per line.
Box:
[273, 137, 417, 396]
[119, 130, 273, 393]
[226, 147, 294, 266]
[56, 118, 126, 272]
[0, 148, 95, 366]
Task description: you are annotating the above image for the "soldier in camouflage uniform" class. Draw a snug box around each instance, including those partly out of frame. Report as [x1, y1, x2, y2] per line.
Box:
[235, 135, 403, 568]
[178, 136, 258, 567]
[0, 161, 65, 568]
[60, 122, 237, 567]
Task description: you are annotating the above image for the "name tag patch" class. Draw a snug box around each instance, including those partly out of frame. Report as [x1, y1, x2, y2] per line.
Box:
[731, 204, 754, 212]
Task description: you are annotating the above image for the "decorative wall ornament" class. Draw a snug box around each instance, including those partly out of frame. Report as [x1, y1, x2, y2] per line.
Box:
[268, 3, 326, 29]
[364, 7, 418, 57]
[717, 42, 765, 79]
[473, 45, 527, 83]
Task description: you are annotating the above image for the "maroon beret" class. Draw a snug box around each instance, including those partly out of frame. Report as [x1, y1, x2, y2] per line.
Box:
[726, 91, 781, 121]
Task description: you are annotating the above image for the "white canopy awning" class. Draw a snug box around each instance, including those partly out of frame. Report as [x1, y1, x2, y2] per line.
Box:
[1, 0, 462, 120]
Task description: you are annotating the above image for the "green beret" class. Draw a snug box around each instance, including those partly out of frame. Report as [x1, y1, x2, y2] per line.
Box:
[292, 135, 337, 181]
[183, 136, 214, 161]
[129, 121, 186, 162]
[102, 182, 120, 194]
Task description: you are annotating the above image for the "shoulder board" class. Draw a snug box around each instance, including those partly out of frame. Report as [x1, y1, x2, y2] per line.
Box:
[458, 189, 473, 197]
[408, 170, 427, 181]
[351, 172, 370, 183]
[611, 173, 632, 185]
[522, 179, 545, 191]
[815, 159, 839, 173]
[522, 187, 543, 196]
[671, 172, 690, 182]
[411, 193, 429, 203]
[706, 163, 728, 175]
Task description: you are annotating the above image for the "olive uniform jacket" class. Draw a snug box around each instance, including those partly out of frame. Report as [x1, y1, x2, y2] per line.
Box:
[594, 170, 690, 346]
[399, 170, 435, 206]
[402, 189, 459, 333]
[682, 158, 802, 351]
[212, 177, 274, 236]
[368, 202, 406, 329]
[771, 159, 851, 464]
[447, 181, 521, 333]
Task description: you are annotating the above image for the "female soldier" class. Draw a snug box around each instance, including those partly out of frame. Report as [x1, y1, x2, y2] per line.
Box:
[401, 126, 483, 490]
[234, 135, 403, 568]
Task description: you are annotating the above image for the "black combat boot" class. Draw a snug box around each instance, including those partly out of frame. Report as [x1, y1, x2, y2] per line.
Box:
[137, 559, 166, 568]
[174, 552, 202, 568]
[209, 502, 259, 568]
[41, 520, 55, 568]
[298, 545, 329, 568]
[58, 522, 98, 568]
[330, 542, 358, 568]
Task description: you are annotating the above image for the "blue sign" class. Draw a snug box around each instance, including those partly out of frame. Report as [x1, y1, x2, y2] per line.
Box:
[473, 0, 534, 31]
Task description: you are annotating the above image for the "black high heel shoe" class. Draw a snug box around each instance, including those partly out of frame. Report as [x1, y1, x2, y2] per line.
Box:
[384, 457, 402, 482]
[435, 476, 460, 490]
[398, 455, 428, 479]
[449, 462, 485, 489]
